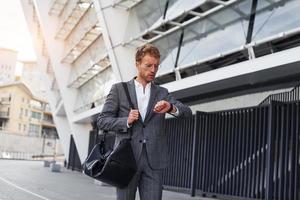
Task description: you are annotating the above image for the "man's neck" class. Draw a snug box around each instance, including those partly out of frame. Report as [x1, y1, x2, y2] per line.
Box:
[135, 77, 150, 88]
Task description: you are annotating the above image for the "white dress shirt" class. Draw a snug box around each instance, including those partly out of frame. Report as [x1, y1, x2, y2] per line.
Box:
[134, 80, 151, 121]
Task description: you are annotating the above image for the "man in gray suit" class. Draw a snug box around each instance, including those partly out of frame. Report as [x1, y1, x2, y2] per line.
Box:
[97, 44, 192, 200]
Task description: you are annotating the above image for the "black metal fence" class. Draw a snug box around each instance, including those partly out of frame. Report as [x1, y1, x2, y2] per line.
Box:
[163, 116, 195, 192]
[163, 101, 300, 200]
[68, 135, 82, 171]
[260, 84, 300, 105]
[81, 87, 300, 199]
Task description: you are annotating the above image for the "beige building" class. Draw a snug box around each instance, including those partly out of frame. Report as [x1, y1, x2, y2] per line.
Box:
[0, 48, 18, 84]
[21, 60, 47, 98]
[0, 82, 56, 138]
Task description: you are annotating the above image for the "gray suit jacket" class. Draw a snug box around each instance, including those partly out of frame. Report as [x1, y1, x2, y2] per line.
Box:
[97, 79, 192, 169]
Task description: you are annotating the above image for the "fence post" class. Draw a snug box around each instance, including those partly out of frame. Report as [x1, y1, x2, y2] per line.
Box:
[265, 101, 276, 200]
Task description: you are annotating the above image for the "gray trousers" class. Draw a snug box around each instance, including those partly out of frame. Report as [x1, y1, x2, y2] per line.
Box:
[116, 144, 163, 200]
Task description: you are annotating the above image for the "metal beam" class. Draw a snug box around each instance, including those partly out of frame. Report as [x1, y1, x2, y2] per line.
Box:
[246, 0, 258, 44]
[174, 29, 185, 69]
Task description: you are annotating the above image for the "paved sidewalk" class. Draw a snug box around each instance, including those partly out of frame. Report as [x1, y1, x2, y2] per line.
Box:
[0, 160, 217, 200]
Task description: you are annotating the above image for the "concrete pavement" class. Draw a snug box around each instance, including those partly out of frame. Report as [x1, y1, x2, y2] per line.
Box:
[0, 160, 217, 200]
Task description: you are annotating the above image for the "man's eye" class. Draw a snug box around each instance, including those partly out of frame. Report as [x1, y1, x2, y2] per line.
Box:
[143, 63, 159, 69]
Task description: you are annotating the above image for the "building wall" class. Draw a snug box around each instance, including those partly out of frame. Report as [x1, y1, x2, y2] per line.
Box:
[20, 0, 74, 161]
[21, 61, 47, 98]
[0, 84, 31, 134]
[0, 83, 56, 137]
[0, 48, 17, 83]
[28, 0, 96, 162]
[0, 131, 63, 155]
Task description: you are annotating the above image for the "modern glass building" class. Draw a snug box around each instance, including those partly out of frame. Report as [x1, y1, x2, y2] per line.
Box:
[21, 0, 300, 182]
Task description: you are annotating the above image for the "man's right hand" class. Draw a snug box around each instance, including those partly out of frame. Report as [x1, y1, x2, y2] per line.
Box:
[127, 109, 139, 125]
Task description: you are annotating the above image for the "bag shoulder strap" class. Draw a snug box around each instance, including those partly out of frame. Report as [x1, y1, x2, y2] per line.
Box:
[101, 82, 134, 143]
[122, 82, 134, 109]
[122, 82, 147, 128]
[121, 82, 135, 138]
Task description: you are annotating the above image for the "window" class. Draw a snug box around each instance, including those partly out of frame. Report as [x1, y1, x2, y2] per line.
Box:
[25, 109, 28, 116]
[29, 124, 40, 137]
[18, 123, 21, 131]
[19, 108, 23, 118]
[31, 111, 42, 120]
[23, 124, 26, 131]
[30, 100, 42, 110]
[43, 114, 53, 122]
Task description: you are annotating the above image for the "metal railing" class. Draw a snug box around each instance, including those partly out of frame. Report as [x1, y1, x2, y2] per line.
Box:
[0, 111, 9, 118]
[163, 101, 300, 200]
[0, 150, 38, 160]
[83, 93, 300, 199]
[0, 97, 11, 103]
[163, 116, 195, 192]
[260, 83, 300, 106]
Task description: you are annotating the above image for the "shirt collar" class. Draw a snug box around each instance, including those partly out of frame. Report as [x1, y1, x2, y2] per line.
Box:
[134, 79, 151, 89]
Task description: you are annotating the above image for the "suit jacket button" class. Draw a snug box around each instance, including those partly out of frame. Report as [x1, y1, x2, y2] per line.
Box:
[143, 125, 146, 128]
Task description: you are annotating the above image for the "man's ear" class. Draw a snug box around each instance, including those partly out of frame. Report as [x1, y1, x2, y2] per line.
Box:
[135, 61, 140, 68]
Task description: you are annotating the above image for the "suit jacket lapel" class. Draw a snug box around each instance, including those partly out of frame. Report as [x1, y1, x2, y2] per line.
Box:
[144, 82, 158, 123]
[127, 79, 138, 110]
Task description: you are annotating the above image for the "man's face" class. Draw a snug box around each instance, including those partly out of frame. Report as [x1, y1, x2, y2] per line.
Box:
[136, 54, 160, 83]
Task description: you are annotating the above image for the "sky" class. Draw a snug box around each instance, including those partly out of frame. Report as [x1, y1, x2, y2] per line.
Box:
[0, 0, 36, 61]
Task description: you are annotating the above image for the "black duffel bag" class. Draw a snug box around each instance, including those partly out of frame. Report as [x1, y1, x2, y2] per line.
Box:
[83, 134, 137, 188]
[83, 82, 137, 188]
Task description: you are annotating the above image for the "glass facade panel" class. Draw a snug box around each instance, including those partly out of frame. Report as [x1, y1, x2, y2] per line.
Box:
[124, 0, 177, 40]
[178, 0, 251, 67]
[153, 30, 182, 75]
[70, 37, 106, 85]
[252, 0, 300, 42]
[154, 0, 251, 75]
[135, 0, 177, 30]
[150, 0, 206, 29]
[74, 67, 116, 113]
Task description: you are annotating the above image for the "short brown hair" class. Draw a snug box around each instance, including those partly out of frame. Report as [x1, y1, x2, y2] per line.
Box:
[135, 44, 160, 63]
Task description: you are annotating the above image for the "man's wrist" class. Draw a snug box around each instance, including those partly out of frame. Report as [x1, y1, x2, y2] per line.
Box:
[127, 120, 132, 128]
[167, 103, 173, 113]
